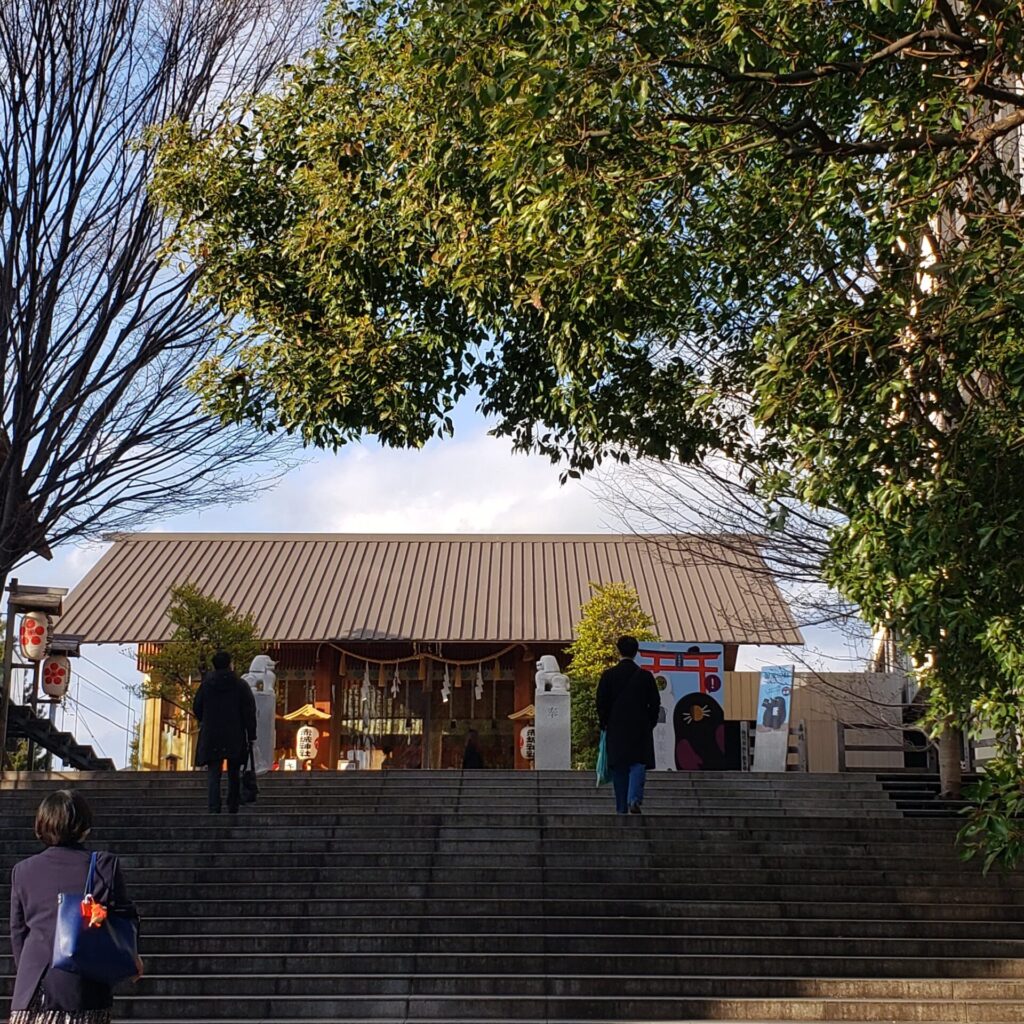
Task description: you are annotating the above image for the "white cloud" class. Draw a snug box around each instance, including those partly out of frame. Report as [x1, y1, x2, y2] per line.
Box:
[228, 431, 613, 534]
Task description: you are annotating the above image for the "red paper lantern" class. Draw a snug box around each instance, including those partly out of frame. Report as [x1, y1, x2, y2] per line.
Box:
[41, 655, 71, 698]
[18, 611, 49, 661]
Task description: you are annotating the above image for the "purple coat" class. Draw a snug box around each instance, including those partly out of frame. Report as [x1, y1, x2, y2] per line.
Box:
[9, 844, 137, 1011]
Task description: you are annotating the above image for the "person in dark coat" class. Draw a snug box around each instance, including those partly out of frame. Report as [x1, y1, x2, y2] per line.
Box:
[596, 636, 661, 814]
[9, 789, 141, 1024]
[192, 650, 257, 814]
[462, 729, 484, 769]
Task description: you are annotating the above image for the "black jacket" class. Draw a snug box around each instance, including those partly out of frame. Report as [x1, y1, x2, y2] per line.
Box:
[9, 844, 138, 1011]
[462, 744, 484, 769]
[192, 668, 257, 766]
[596, 658, 661, 769]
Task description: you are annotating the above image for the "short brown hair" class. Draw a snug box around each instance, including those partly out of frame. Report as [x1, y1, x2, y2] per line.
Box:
[34, 789, 93, 847]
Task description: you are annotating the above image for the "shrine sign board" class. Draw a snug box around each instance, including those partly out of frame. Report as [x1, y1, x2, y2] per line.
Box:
[637, 642, 726, 771]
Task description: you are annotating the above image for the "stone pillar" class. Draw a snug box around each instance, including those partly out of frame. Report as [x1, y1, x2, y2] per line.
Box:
[533, 655, 571, 770]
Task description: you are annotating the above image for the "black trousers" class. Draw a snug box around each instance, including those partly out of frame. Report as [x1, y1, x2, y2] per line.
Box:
[208, 759, 242, 811]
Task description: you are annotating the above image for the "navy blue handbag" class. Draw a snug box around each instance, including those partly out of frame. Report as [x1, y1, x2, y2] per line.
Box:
[52, 852, 138, 986]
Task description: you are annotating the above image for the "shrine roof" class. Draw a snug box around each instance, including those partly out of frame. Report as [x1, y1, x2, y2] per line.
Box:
[60, 533, 803, 646]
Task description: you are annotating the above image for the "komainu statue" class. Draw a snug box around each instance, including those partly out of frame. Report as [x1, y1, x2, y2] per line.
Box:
[243, 655, 277, 774]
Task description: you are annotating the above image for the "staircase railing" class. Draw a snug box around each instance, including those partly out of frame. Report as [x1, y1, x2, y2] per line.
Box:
[740, 719, 808, 772]
[7, 701, 116, 771]
[836, 718, 996, 773]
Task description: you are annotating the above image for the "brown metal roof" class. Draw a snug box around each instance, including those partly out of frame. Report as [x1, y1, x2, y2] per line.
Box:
[59, 533, 803, 646]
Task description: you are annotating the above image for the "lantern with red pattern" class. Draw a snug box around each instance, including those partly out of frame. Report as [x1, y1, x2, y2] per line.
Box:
[18, 611, 50, 661]
[41, 655, 71, 698]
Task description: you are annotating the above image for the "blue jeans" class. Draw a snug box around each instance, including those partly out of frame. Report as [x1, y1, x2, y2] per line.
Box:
[611, 763, 647, 814]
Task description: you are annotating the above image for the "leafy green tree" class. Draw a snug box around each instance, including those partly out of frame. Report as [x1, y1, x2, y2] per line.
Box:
[153, 0, 1024, 856]
[145, 583, 260, 709]
[566, 582, 658, 770]
[128, 721, 142, 771]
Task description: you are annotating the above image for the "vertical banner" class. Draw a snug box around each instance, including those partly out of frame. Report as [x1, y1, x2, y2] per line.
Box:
[752, 665, 794, 772]
[637, 642, 726, 771]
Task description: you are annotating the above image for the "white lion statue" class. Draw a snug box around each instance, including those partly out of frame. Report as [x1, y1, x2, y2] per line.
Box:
[535, 654, 570, 695]
[243, 655, 277, 774]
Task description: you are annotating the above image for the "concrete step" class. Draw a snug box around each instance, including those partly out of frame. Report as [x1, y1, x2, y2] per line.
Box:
[0, 824, 959, 847]
[4, 931, 1013, 957]
[9, 865, 1000, 888]
[6, 883, 1010, 907]
[14, 973, 1020, 999]
[99, 993, 1024, 1021]
[6, 954, 1023, 980]
[9, 914, 1012, 940]
[83, 881, 1019, 907]
[59, 840, 971, 863]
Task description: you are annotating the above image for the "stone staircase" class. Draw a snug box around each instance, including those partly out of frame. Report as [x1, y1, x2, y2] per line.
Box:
[1, 771, 1021, 1022]
[877, 772, 978, 817]
[7, 701, 116, 770]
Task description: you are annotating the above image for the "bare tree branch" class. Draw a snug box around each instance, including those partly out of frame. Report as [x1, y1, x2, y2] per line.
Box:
[0, 0, 320, 580]
[592, 453, 867, 645]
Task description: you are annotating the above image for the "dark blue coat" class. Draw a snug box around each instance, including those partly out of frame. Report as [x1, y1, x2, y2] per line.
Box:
[192, 668, 257, 766]
[9, 844, 138, 1011]
[596, 658, 661, 769]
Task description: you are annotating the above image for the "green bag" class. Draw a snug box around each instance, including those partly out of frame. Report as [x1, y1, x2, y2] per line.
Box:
[595, 730, 611, 787]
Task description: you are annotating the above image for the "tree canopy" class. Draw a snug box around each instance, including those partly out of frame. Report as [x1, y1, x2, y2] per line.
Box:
[152, 0, 1024, 855]
[566, 581, 658, 769]
[145, 583, 261, 709]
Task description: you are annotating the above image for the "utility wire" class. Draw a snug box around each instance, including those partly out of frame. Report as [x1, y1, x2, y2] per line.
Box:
[74, 671, 135, 713]
[64, 694, 132, 735]
[67, 706, 109, 760]
[81, 654, 137, 693]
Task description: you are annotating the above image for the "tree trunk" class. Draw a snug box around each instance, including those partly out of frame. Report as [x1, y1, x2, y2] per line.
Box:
[938, 726, 963, 798]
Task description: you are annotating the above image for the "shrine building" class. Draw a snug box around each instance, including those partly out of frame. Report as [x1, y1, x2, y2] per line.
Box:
[58, 532, 863, 772]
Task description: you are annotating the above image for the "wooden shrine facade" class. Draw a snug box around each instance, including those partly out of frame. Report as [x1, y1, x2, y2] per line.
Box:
[61, 532, 799, 771]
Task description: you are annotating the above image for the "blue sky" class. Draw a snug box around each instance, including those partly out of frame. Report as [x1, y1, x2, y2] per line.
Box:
[15, 415, 870, 767]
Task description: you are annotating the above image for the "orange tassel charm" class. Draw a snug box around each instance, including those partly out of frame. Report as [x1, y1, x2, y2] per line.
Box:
[81, 896, 108, 928]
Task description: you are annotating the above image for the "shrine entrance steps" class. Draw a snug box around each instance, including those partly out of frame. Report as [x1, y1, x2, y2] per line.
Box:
[2, 770, 1021, 1023]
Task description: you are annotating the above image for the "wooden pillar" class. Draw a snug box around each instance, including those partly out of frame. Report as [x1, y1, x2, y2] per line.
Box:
[140, 696, 162, 770]
[314, 647, 335, 770]
[513, 646, 535, 771]
[421, 679, 432, 769]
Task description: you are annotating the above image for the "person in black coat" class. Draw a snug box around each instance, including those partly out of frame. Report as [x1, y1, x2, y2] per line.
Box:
[9, 789, 141, 1023]
[596, 636, 661, 814]
[192, 650, 257, 814]
[462, 729, 485, 769]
